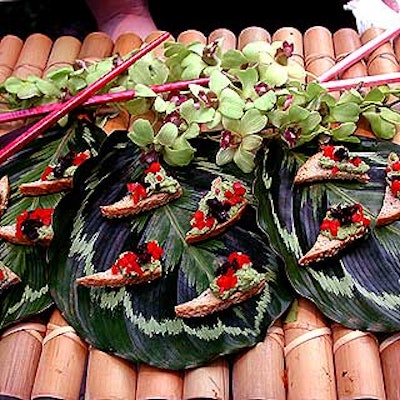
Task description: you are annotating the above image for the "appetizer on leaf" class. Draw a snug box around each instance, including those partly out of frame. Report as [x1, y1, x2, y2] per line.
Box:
[185, 177, 248, 244]
[376, 152, 400, 226]
[100, 162, 182, 218]
[19, 150, 91, 196]
[0, 207, 54, 246]
[175, 251, 265, 318]
[76, 239, 163, 287]
[294, 144, 370, 185]
[298, 203, 371, 266]
[0, 262, 21, 294]
[0, 175, 10, 216]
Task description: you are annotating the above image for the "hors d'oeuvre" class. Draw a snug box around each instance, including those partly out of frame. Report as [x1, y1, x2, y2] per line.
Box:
[376, 152, 400, 226]
[0, 175, 10, 217]
[294, 144, 370, 185]
[100, 162, 182, 218]
[175, 251, 265, 318]
[0, 207, 54, 246]
[19, 150, 91, 196]
[0, 263, 21, 294]
[185, 177, 248, 244]
[298, 203, 371, 267]
[76, 240, 163, 287]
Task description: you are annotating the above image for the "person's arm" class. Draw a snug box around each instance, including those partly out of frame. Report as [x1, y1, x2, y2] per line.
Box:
[86, 0, 157, 40]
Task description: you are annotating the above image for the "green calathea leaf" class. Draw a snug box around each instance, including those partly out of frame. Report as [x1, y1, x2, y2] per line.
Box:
[254, 137, 400, 332]
[48, 131, 294, 370]
[0, 118, 107, 330]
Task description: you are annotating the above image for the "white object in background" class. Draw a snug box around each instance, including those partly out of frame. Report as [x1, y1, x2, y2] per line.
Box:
[344, 0, 400, 33]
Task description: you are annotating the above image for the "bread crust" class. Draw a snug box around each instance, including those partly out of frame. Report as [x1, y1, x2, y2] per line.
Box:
[298, 225, 369, 266]
[185, 200, 248, 244]
[376, 185, 400, 226]
[0, 265, 21, 292]
[19, 177, 73, 196]
[175, 280, 265, 318]
[0, 224, 53, 246]
[76, 265, 162, 287]
[0, 175, 10, 216]
[294, 151, 370, 185]
[100, 186, 183, 218]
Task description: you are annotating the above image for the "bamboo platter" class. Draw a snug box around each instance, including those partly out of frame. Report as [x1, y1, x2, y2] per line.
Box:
[0, 25, 399, 400]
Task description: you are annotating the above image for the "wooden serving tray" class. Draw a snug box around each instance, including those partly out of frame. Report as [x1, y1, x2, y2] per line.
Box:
[0, 26, 399, 400]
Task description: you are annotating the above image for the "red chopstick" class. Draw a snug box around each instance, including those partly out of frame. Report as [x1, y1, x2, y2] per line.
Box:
[0, 78, 210, 124]
[0, 31, 170, 165]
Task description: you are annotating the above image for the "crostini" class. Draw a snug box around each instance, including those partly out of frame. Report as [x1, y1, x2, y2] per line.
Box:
[0, 207, 54, 246]
[294, 144, 370, 185]
[376, 152, 400, 226]
[185, 177, 249, 244]
[100, 162, 182, 218]
[298, 203, 371, 266]
[76, 240, 163, 287]
[0, 175, 10, 217]
[0, 263, 21, 294]
[19, 150, 91, 196]
[175, 251, 266, 318]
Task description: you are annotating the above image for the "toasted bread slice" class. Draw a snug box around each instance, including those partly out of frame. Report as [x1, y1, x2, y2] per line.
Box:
[0, 224, 53, 246]
[0, 264, 21, 293]
[294, 151, 370, 185]
[175, 280, 265, 318]
[376, 185, 400, 226]
[0, 175, 10, 216]
[298, 224, 369, 266]
[76, 265, 162, 287]
[185, 200, 249, 244]
[100, 186, 183, 218]
[19, 177, 73, 196]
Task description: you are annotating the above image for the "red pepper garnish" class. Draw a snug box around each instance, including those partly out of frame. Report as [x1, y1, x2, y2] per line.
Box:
[227, 251, 251, 269]
[15, 208, 54, 239]
[127, 182, 147, 204]
[145, 162, 161, 174]
[216, 267, 238, 294]
[146, 240, 163, 260]
[0, 269, 4, 281]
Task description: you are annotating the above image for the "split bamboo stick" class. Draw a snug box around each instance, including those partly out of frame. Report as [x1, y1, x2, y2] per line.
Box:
[183, 357, 230, 400]
[144, 30, 174, 59]
[0, 320, 46, 399]
[135, 363, 183, 400]
[284, 298, 337, 400]
[380, 332, 400, 400]
[84, 347, 137, 399]
[30, 308, 88, 400]
[332, 323, 386, 400]
[232, 320, 286, 399]
[78, 31, 114, 63]
[177, 29, 207, 45]
[304, 26, 335, 82]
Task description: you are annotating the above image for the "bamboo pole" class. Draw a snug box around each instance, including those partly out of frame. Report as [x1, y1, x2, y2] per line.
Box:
[284, 298, 337, 400]
[0, 34, 23, 83]
[304, 26, 335, 82]
[380, 332, 400, 400]
[208, 28, 237, 52]
[135, 363, 183, 400]
[272, 27, 304, 70]
[238, 26, 271, 50]
[84, 347, 137, 399]
[0, 321, 46, 399]
[43, 35, 82, 76]
[232, 320, 286, 399]
[183, 357, 230, 400]
[177, 29, 207, 45]
[332, 323, 386, 400]
[78, 31, 114, 63]
[30, 308, 88, 400]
